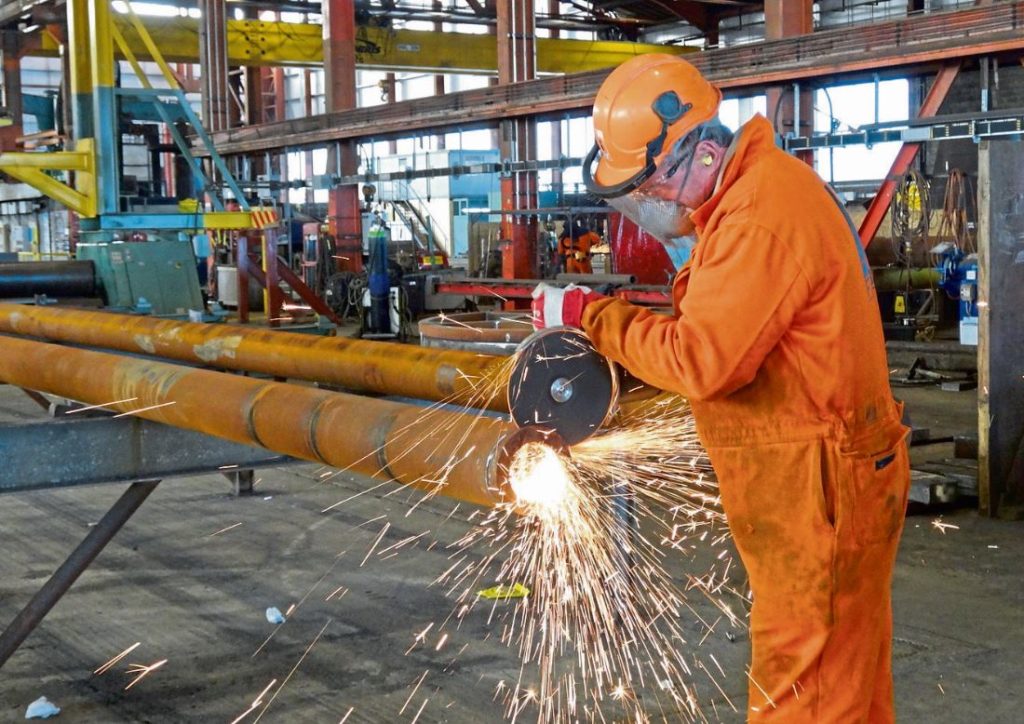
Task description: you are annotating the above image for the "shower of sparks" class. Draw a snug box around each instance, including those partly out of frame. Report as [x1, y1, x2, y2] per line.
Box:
[481, 287, 510, 302]
[495, 315, 536, 326]
[253, 620, 332, 723]
[360, 522, 391, 566]
[400, 670, 430, 715]
[208, 522, 243, 537]
[124, 658, 168, 690]
[506, 443, 571, 507]
[931, 518, 960, 534]
[229, 679, 278, 724]
[437, 311, 485, 334]
[325, 585, 348, 602]
[64, 397, 139, 414]
[112, 400, 177, 418]
[431, 404, 736, 722]
[305, 340, 737, 721]
[410, 697, 430, 723]
[253, 553, 348, 657]
[93, 642, 141, 675]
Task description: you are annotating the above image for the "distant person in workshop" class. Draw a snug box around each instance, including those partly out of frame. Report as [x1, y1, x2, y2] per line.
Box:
[558, 219, 600, 275]
[532, 54, 911, 722]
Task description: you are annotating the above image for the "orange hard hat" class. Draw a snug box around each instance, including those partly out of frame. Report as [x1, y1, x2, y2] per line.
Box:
[583, 54, 721, 198]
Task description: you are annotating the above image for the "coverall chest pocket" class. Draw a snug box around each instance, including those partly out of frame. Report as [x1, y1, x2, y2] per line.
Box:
[841, 438, 910, 547]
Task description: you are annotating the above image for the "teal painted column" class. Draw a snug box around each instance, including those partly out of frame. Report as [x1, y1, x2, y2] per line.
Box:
[88, 0, 119, 215]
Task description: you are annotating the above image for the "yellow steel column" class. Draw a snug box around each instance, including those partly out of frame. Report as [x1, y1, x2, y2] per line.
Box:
[88, 0, 119, 214]
[66, 0, 93, 139]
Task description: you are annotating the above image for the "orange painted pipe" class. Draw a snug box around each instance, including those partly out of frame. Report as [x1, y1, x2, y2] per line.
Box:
[0, 303, 512, 411]
[0, 334, 521, 508]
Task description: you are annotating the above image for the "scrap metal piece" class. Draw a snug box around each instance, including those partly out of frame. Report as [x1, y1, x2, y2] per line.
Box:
[507, 327, 618, 446]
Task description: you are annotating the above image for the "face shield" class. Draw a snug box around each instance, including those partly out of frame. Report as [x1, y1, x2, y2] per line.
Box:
[585, 132, 700, 245]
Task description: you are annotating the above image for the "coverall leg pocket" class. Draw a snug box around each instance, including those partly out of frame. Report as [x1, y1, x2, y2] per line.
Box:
[843, 439, 910, 547]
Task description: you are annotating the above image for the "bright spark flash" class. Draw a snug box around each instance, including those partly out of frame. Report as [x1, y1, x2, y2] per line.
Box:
[124, 658, 168, 690]
[93, 641, 141, 675]
[65, 397, 139, 414]
[931, 518, 960, 534]
[431, 398, 738, 722]
[507, 443, 572, 508]
[301, 341, 739, 722]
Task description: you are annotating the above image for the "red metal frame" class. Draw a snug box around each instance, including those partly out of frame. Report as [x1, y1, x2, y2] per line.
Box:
[323, 0, 364, 274]
[857, 62, 960, 248]
[262, 230, 287, 326]
[236, 233, 342, 325]
[435, 280, 673, 307]
[615, 288, 672, 305]
[497, 0, 539, 305]
[436, 281, 538, 300]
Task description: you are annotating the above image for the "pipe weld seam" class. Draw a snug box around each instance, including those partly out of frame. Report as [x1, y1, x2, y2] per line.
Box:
[242, 382, 277, 450]
[373, 409, 402, 482]
[305, 396, 332, 465]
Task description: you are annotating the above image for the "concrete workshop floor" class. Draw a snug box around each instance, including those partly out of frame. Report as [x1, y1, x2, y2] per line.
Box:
[1, 384, 1022, 723]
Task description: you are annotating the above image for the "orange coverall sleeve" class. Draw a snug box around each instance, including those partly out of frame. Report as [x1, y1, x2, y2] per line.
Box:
[582, 221, 810, 401]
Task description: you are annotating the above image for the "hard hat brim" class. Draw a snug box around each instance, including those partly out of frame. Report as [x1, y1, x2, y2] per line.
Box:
[583, 144, 656, 199]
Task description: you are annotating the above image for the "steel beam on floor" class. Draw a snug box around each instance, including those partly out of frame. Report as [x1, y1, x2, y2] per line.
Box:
[0, 416, 291, 494]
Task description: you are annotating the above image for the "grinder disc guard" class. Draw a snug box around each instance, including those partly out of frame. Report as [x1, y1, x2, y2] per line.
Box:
[507, 327, 619, 446]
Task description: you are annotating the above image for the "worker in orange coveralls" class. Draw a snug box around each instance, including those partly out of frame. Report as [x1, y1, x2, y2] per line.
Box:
[532, 55, 911, 722]
[559, 220, 599, 275]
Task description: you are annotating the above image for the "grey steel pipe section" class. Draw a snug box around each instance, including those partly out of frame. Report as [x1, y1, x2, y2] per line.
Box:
[0, 261, 96, 298]
[556, 272, 637, 286]
[0, 480, 160, 670]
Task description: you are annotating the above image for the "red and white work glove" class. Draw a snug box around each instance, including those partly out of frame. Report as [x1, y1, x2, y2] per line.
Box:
[531, 283, 606, 330]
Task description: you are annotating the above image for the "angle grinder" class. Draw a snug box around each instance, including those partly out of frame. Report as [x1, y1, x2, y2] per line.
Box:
[506, 327, 621, 446]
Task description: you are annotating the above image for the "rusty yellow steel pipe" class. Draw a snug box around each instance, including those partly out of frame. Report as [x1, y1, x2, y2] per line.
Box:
[0, 303, 511, 411]
[0, 334, 521, 508]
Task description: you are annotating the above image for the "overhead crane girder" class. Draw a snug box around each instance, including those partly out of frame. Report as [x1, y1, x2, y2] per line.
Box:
[31, 16, 691, 73]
